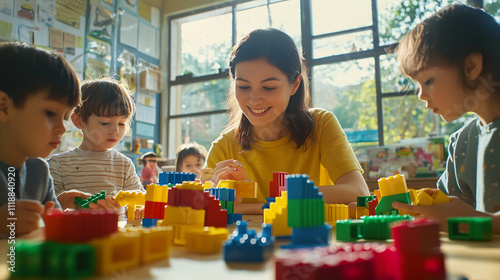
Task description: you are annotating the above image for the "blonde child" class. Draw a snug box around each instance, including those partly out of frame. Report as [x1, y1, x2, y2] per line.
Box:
[206, 28, 370, 214]
[49, 78, 143, 211]
[175, 143, 207, 178]
[393, 4, 500, 233]
[0, 42, 84, 235]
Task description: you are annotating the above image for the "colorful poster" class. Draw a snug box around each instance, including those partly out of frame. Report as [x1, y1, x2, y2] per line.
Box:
[15, 0, 36, 21]
[38, 0, 55, 26]
[55, 2, 80, 28]
[56, 0, 86, 15]
[0, 0, 13, 16]
[88, 0, 114, 41]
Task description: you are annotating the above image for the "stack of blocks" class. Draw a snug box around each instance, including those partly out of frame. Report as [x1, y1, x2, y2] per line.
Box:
[276, 218, 446, 280]
[114, 190, 146, 221]
[13, 209, 173, 278]
[224, 220, 274, 263]
[375, 174, 412, 215]
[284, 174, 331, 248]
[263, 190, 292, 238]
[356, 195, 378, 218]
[208, 187, 242, 224]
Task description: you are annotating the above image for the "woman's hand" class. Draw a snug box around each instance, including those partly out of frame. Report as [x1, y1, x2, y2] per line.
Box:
[211, 159, 250, 186]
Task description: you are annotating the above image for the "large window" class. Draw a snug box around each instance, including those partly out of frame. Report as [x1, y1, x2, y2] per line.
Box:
[167, 0, 500, 157]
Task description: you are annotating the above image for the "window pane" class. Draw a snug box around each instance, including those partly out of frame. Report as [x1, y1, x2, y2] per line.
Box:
[312, 58, 377, 134]
[312, 30, 373, 59]
[169, 79, 230, 115]
[380, 53, 416, 94]
[168, 114, 228, 158]
[236, 0, 301, 47]
[311, 0, 372, 36]
[170, 8, 232, 79]
[378, 0, 450, 46]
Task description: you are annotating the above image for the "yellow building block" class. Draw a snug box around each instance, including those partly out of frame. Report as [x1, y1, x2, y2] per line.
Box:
[156, 224, 203, 245]
[120, 226, 173, 264]
[145, 184, 169, 202]
[90, 231, 141, 275]
[178, 181, 204, 191]
[163, 206, 205, 226]
[432, 189, 450, 205]
[415, 190, 433, 206]
[114, 191, 146, 221]
[184, 226, 229, 253]
[217, 180, 235, 189]
[377, 174, 408, 197]
[234, 181, 257, 198]
[356, 207, 370, 219]
[203, 181, 214, 190]
[263, 191, 291, 237]
[325, 204, 349, 226]
[408, 188, 418, 204]
[374, 189, 381, 203]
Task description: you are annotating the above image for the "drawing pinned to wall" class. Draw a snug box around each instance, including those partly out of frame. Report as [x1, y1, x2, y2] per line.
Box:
[15, 0, 36, 21]
[38, 0, 55, 26]
[0, 0, 13, 16]
[138, 0, 150, 21]
[121, 0, 136, 13]
[48, 27, 63, 51]
[63, 31, 75, 54]
[85, 56, 110, 78]
[138, 22, 156, 57]
[119, 11, 137, 48]
[55, 1, 80, 28]
[85, 35, 111, 79]
[18, 24, 47, 45]
[0, 19, 12, 40]
[56, 0, 87, 15]
[88, 0, 115, 41]
[118, 49, 136, 91]
[87, 35, 111, 61]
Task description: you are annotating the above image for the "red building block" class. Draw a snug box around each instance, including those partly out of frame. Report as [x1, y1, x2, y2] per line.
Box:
[167, 187, 209, 209]
[143, 201, 167, 219]
[204, 193, 227, 228]
[367, 198, 378, 216]
[270, 172, 288, 198]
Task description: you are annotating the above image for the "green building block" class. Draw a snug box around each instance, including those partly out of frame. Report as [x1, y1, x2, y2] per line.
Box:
[11, 241, 44, 277]
[75, 190, 106, 209]
[362, 215, 413, 240]
[288, 199, 325, 228]
[375, 192, 411, 215]
[220, 200, 234, 214]
[448, 217, 492, 241]
[336, 220, 364, 242]
[357, 195, 377, 207]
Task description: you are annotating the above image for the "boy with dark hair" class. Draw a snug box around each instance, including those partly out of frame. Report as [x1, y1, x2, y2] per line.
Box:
[0, 42, 82, 235]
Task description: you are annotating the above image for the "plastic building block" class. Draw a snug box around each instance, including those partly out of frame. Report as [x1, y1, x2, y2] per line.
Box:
[74, 190, 106, 209]
[158, 171, 196, 185]
[177, 181, 204, 190]
[324, 203, 349, 226]
[356, 207, 369, 219]
[142, 217, 160, 228]
[288, 199, 325, 227]
[448, 217, 492, 241]
[203, 194, 228, 228]
[114, 190, 146, 221]
[263, 191, 291, 238]
[287, 174, 322, 200]
[208, 187, 235, 202]
[227, 213, 243, 224]
[357, 195, 377, 207]
[90, 231, 142, 275]
[156, 223, 203, 245]
[163, 206, 205, 226]
[184, 226, 229, 253]
[220, 200, 234, 214]
[217, 179, 235, 189]
[262, 197, 276, 209]
[13, 241, 95, 279]
[167, 187, 208, 209]
[362, 215, 413, 240]
[367, 198, 378, 216]
[44, 209, 118, 243]
[216, 180, 257, 199]
[121, 226, 174, 263]
[224, 221, 274, 263]
[377, 174, 408, 197]
[269, 171, 287, 197]
[414, 188, 450, 206]
[375, 192, 411, 215]
[143, 200, 167, 219]
[145, 184, 169, 202]
[336, 219, 364, 242]
[282, 223, 331, 249]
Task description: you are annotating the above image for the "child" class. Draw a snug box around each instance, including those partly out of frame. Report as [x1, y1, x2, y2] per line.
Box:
[175, 143, 207, 177]
[0, 42, 84, 235]
[140, 152, 159, 185]
[206, 28, 370, 214]
[393, 4, 500, 233]
[49, 78, 143, 211]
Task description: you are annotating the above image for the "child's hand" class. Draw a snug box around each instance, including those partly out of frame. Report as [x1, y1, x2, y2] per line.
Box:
[88, 197, 121, 212]
[212, 159, 249, 185]
[0, 200, 53, 236]
[392, 196, 483, 231]
[57, 190, 92, 210]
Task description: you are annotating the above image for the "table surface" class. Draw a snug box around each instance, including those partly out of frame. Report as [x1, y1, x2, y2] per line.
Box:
[1, 215, 500, 280]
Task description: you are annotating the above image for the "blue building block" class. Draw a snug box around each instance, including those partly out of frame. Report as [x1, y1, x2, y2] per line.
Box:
[158, 172, 196, 185]
[281, 223, 331, 249]
[224, 221, 274, 263]
[227, 213, 243, 224]
[208, 187, 235, 201]
[262, 197, 276, 209]
[286, 174, 323, 200]
[142, 218, 160, 228]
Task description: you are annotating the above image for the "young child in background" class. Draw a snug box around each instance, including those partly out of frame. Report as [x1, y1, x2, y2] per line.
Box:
[140, 152, 159, 185]
[393, 4, 500, 233]
[206, 28, 370, 214]
[175, 143, 207, 178]
[49, 78, 143, 212]
[0, 42, 83, 235]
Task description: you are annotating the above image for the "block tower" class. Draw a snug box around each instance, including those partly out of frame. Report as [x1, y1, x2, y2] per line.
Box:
[283, 174, 331, 248]
[375, 174, 411, 215]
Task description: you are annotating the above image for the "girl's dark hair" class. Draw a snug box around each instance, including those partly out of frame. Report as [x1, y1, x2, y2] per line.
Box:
[0, 42, 80, 108]
[75, 77, 135, 123]
[175, 143, 208, 172]
[397, 4, 500, 93]
[141, 152, 157, 165]
[226, 28, 313, 150]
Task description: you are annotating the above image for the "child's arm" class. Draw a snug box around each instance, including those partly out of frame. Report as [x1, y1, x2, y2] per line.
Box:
[0, 200, 54, 236]
[318, 170, 370, 204]
[392, 197, 500, 233]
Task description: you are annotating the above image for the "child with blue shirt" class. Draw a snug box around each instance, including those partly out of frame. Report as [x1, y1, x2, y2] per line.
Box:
[393, 4, 500, 233]
[0, 42, 86, 236]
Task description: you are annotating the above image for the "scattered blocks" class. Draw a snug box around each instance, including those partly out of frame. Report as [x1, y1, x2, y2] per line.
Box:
[74, 190, 106, 209]
[224, 221, 274, 263]
[448, 217, 492, 241]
